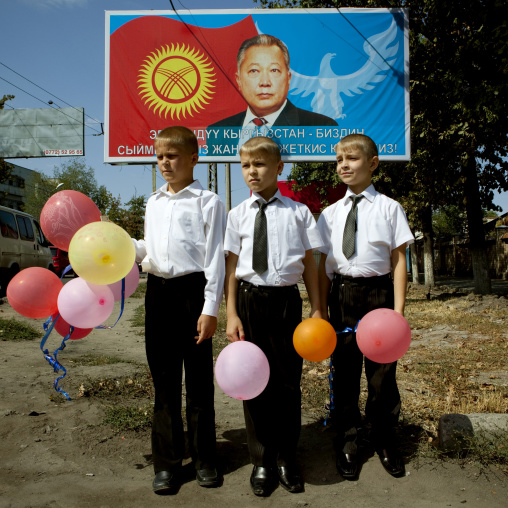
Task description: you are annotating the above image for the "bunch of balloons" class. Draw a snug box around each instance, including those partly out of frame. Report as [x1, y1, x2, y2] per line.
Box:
[215, 341, 270, 400]
[7, 190, 138, 332]
[356, 308, 411, 364]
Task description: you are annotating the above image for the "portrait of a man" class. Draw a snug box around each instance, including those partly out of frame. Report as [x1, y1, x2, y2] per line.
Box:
[210, 34, 338, 129]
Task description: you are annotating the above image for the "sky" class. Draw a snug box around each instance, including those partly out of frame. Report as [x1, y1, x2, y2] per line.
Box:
[1, 0, 507, 213]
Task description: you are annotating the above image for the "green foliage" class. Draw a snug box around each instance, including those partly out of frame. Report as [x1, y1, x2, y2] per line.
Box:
[110, 195, 146, 239]
[103, 405, 153, 432]
[0, 317, 42, 341]
[432, 205, 466, 237]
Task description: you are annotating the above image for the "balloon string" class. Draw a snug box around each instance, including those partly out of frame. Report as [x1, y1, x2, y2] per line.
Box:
[60, 264, 73, 279]
[96, 278, 125, 330]
[41, 314, 72, 401]
[323, 321, 360, 427]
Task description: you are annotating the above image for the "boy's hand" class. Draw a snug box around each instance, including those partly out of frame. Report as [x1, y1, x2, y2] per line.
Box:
[226, 315, 245, 342]
[310, 308, 323, 320]
[195, 314, 217, 344]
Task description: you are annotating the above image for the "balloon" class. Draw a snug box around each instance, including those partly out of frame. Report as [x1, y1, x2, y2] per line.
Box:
[108, 262, 140, 301]
[57, 277, 115, 329]
[40, 190, 101, 251]
[356, 308, 411, 364]
[293, 318, 337, 362]
[51, 313, 93, 340]
[68, 221, 135, 285]
[215, 341, 270, 400]
[6, 267, 63, 319]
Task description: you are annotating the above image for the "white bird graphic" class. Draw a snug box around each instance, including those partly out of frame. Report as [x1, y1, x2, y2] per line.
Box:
[289, 18, 400, 120]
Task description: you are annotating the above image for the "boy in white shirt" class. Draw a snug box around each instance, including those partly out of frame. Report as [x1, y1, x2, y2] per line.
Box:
[317, 133, 414, 481]
[132, 126, 226, 494]
[224, 136, 323, 496]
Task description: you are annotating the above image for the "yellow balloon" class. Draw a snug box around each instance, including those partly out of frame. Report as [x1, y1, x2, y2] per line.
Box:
[68, 221, 135, 285]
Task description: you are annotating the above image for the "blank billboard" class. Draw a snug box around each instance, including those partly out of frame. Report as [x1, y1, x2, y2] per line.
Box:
[0, 107, 84, 158]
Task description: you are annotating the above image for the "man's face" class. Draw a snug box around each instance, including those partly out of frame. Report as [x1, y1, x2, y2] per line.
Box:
[236, 44, 291, 118]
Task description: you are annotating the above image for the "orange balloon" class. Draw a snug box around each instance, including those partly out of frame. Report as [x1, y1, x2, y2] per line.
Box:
[293, 318, 337, 362]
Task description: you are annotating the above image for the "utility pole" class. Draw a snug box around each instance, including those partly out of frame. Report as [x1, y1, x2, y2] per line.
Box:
[225, 163, 231, 212]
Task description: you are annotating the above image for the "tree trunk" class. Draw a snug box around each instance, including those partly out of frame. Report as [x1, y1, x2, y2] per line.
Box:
[463, 157, 492, 294]
[421, 206, 435, 287]
[410, 242, 419, 284]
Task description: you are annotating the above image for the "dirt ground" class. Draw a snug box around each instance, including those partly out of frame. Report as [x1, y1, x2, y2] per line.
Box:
[0, 276, 507, 508]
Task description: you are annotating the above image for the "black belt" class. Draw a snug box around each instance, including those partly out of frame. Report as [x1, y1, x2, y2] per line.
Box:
[239, 280, 298, 293]
[148, 271, 205, 286]
[333, 273, 391, 286]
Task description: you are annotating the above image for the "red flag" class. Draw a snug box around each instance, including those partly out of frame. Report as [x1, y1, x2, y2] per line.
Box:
[108, 15, 258, 159]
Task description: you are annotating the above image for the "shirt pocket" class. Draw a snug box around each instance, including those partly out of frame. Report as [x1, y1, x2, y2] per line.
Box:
[173, 211, 203, 244]
[367, 218, 392, 247]
[286, 224, 304, 257]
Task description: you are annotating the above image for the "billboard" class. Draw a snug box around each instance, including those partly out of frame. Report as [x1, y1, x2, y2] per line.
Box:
[0, 107, 84, 158]
[105, 8, 409, 164]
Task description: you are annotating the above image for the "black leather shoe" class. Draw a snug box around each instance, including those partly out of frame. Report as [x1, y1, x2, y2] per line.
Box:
[277, 465, 304, 493]
[152, 470, 180, 494]
[250, 466, 277, 497]
[196, 467, 222, 487]
[336, 451, 358, 480]
[377, 447, 405, 477]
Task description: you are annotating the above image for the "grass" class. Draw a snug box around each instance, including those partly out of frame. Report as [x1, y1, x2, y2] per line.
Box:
[0, 317, 43, 341]
[103, 405, 153, 432]
[70, 354, 134, 367]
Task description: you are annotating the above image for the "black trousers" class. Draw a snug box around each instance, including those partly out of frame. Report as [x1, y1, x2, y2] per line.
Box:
[328, 274, 401, 454]
[237, 281, 303, 467]
[145, 272, 216, 473]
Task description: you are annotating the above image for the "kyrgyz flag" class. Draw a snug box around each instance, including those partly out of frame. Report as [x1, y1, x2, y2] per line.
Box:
[108, 15, 258, 158]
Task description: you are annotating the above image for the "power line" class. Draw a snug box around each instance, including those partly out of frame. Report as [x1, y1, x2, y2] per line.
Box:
[0, 60, 103, 128]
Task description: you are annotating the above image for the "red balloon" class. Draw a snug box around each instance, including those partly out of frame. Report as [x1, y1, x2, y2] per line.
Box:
[7, 268, 63, 319]
[51, 313, 93, 340]
[40, 190, 101, 251]
[293, 318, 337, 362]
[356, 308, 411, 364]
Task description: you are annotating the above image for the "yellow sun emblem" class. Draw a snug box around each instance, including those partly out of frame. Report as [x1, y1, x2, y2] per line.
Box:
[138, 44, 216, 119]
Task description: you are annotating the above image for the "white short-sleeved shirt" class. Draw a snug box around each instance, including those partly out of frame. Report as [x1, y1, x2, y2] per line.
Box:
[225, 190, 323, 286]
[132, 180, 226, 317]
[317, 184, 414, 279]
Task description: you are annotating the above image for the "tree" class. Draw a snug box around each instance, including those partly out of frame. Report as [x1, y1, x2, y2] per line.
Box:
[258, 0, 508, 293]
[24, 158, 118, 220]
[111, 195, 146, 239]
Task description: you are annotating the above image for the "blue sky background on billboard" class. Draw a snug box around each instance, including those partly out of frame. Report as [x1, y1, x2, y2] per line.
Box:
[2, 0, 507, 213]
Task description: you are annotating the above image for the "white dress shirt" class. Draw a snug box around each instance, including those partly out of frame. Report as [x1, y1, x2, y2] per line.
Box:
[225, 190, 323, 286]
[317, 184, 414, 279]
[242, 100, 288, 129]
[132, 180, 226, 317]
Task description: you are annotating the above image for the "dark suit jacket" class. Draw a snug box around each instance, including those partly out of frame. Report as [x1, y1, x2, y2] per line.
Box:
[210, 100, 338, 128]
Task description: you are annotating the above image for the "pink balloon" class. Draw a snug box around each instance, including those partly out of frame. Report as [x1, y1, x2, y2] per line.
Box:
[7, 268, 63, 319]
[356, 308, 411, 364]
[51, 313, 93, 340]
[107, 262, 140, 301]
[57, 277, 115, 329]
[215, 341, 270, 400]
[40, 190, 101, 251]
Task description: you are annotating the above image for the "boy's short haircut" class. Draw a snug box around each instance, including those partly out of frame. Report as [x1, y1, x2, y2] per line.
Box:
[155, 126, 198, 154]
[336, 133, 378, 159]
[239, 137, 281, 163]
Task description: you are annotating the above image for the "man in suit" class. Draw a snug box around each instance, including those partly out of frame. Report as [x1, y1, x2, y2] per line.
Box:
[209, 34, 337, 133]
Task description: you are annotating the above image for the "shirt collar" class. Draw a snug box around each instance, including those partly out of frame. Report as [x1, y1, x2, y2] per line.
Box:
[344, 184, 377, 204]
[243, 100, 288, 128]
[249, 189, 282, 207]
[156, 179, 203, 198]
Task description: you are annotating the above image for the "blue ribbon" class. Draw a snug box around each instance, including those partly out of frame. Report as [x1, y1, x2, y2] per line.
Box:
[323, 321, 360, 426]
[39, 276, 127, 401]
[41, 314, 71, 401]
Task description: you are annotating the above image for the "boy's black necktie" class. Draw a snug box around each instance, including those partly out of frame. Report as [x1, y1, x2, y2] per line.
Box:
[252, 199, 272, 275]
[342, 195, 364, 259]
